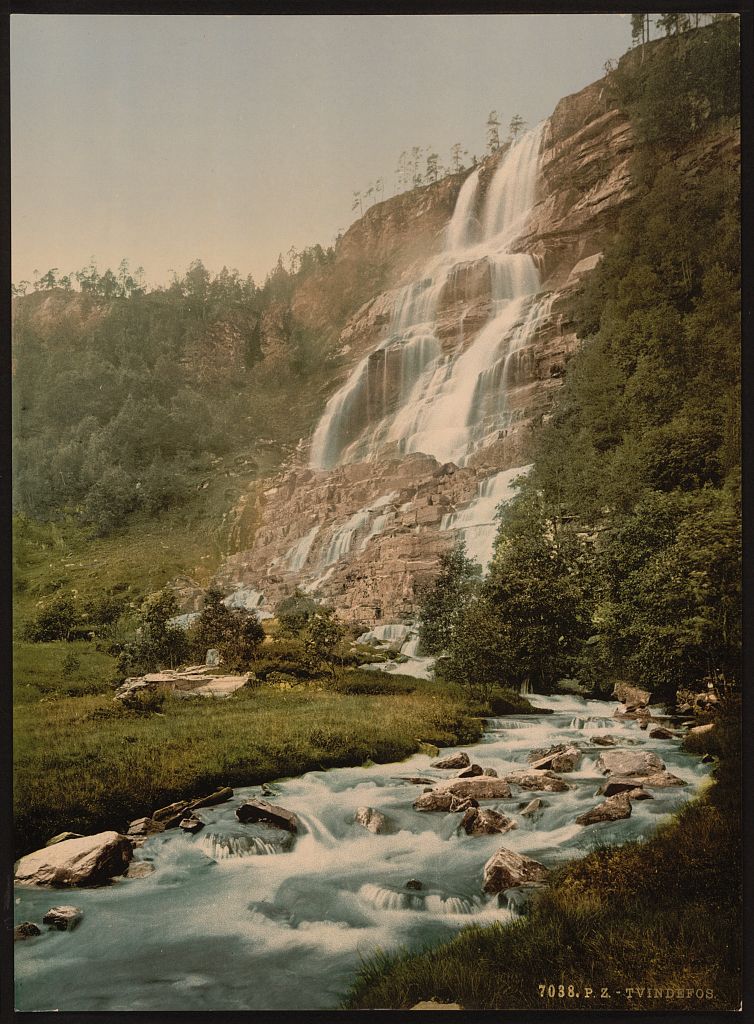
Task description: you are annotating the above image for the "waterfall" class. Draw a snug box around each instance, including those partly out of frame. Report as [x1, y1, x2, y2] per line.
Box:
[309, 122, 550, 472]
[440, 464, 533, 568]
[283, 525, 320, 572]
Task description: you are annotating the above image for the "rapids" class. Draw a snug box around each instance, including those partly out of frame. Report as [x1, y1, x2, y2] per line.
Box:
[15, 693, 711, 1011]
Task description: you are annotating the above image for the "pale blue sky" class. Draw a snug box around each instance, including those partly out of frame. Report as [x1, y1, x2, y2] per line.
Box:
[11, 14, 631, 288]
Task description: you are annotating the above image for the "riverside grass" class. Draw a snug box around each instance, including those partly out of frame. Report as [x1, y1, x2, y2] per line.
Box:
[344, 711, 742, 1012]
[14, 641, 481, 856]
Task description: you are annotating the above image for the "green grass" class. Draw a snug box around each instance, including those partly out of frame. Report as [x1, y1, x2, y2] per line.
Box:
[344, 710, 742, 1011]
[14, 653, 480, 856]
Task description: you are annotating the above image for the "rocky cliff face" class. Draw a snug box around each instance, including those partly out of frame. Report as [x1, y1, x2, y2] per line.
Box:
[210, 70, 639, 627]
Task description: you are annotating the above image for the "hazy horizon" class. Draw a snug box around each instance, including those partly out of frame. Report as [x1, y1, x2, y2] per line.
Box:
[12, 13, 631, 290]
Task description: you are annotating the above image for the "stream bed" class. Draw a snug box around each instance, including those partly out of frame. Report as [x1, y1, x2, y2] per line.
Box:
[15, 693, 711, 1011]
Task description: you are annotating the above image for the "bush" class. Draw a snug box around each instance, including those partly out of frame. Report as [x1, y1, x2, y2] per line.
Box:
[187, 587, 265, 670]
[23, 594, 79, 642]
[275, 590, 321, 636]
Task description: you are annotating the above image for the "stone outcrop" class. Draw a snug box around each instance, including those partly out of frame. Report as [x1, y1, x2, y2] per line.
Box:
[482, 846, 549, 894]
[236, 799, 299, 833]
[355, 806, 389, 834]
[576, 791, 632, 826]
[15, 832, 132, 887]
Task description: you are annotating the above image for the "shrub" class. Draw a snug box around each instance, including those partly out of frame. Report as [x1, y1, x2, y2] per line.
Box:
[275, 589, 321, 636]
[187, 587, 265, 670]
[23, 594, 79, 642]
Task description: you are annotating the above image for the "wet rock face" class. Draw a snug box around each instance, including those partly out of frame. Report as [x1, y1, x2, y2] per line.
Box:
[576, 791, 632, 826]
[14, 832, 133, 887]
[482, 846, 549, 894]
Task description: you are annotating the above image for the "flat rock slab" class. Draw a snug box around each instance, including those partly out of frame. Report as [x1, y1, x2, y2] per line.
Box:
[576, 791, 632, 826]
[15, 832, 132, 887]
[596, 750, 665, 776]
[483, 846, 549, 894]
[436, 777, 513, 799]
[236, 799, 299, 833]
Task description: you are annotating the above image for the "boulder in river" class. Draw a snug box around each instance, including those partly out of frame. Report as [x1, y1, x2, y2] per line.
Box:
[576, 791, 632, 826]
[529, 744, 582, 772]
[14, 922, 41, 941]
[354, 806, 388, 834]
[483, 767, 498, 777]
[455, 763, 484, 779]
[413, 791, 479, 812]
[436, 777, 513, 799]
[460, 807, 517, 836]
[405, 879, 423, 891]
[595, 750, 665, 776]
[236, 799, 299, 833]
[152, 800, 193, 828]
[431, 751, 470, 770]
[42, 905, 83, 930]
[124, 861, 156, 878]
[504, 769, 570, 793]
[179, 816, 204, 834]
[519, 797, 547, 819]
[649, 726, 676, 740]
[482, 846, 549, 894]
[591, 734, 619, 746]
[14, 832, 132, 887]
[638, 771, 687, 788]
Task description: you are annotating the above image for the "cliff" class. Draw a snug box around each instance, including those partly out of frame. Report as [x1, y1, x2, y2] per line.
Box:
[208, 67, 640, 626]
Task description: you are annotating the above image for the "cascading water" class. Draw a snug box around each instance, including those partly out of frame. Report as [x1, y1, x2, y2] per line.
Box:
[15, 695, 712, 1011]
[309, 123, 550, 471]
[440, 464, 533, 568]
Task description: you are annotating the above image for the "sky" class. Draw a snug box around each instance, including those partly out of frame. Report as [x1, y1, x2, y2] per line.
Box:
[11, 14, 631, 289]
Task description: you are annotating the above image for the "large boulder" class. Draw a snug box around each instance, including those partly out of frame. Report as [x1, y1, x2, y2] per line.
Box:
[235, 799, 299, 833]
[482, 846, 549, 894]
[613, 681, 652, 707]
[436, 777, 513, 799]
[460, 808, 517, 836]
[431, 751, 470, 770]
[591, 734, 619, 747]
[15, 832, 132, 887]
[576, 791, 632, 826]
[354, 806, 388, 834]
[504, 769, 570, 792]
[595, 750, 665, 776]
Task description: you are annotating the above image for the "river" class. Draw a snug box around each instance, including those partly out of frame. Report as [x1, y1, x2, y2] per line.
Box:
[14, 692, 710, 1011]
